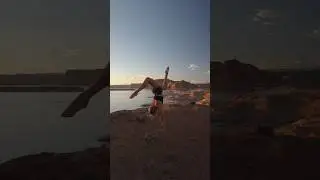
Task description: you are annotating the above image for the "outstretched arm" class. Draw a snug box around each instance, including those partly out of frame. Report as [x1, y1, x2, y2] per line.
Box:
[85, 63, 109, 97]
[61, 63, 109, 117]
[162, 66, 169, 89]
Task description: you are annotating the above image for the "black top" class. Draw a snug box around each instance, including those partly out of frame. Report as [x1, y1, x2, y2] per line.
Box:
[154, 95, 163, 103]
[152, 87, 162, 95]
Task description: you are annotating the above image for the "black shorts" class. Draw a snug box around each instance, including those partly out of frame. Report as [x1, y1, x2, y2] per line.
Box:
[154, 95, 163, 103]
[152, 87, 163, 103]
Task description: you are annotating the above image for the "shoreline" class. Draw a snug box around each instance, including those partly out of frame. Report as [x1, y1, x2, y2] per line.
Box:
[110, 88, 135, 91]
[0, 86, 85, 92]
[0, 89, 210, 179]
[0, 88, 209, 163]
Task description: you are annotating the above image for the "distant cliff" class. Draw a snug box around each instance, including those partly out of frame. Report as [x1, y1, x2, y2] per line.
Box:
[65, 69, 104, 85]
[210, 59, 264, 91]
[167, 80, 199, 90]
[129, 79, 201, 90]
[0, 69, 211, 90]
[210, 59, 320, 91]
[0, 69, 104, 86]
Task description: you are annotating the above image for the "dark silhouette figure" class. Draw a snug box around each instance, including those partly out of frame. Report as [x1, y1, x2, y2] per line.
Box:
[61, 63, 109, 117]
[129, 66, 169, 116]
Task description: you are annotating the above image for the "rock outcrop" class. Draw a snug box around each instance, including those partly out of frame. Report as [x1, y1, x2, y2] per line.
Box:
[167, 80, 199, 90]
[131, 79, 199, 90]
[211, 58, 320, 91]
[211, 90, 320, 180]
[196, 91, 210, 106]
[211, 59, 263, 91]
[212, 89, 320, 136]
[0, 145, 109, 180]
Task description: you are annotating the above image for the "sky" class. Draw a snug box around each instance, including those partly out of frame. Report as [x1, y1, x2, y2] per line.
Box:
[110, 0, 210, 85]
[0, 0, 108, 74]
[212, 0, 320, 69]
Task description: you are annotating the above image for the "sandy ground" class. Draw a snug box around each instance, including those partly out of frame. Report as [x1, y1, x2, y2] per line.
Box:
[110, 104, 210, 180]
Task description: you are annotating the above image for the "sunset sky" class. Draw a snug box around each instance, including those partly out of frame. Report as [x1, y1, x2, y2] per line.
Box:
[110, 0, 210, 85]
[212, 0, 320, 69]
[3, 0, 316, 82]
[0, 0, 108, 74]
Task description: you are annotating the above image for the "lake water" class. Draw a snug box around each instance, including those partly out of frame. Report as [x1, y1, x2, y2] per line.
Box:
[0, 89, 109, 164]
[110, 89, 153, 113]
[0, 89, 203, 163]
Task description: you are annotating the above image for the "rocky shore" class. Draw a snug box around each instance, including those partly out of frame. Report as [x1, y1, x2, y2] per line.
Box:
[0, 86, 85, 92]
[211, 88, 320, 180]
[4, 85, 320, 179]
[0, 89, 209, 180]
[211, 59, 320, 92]
[0, 144, 109, 180]
[3, 78, 320, 180]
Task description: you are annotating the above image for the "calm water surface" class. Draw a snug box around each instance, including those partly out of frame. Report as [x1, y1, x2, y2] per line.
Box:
[110, 89, 153, 113]
[0, 90, 108, 163]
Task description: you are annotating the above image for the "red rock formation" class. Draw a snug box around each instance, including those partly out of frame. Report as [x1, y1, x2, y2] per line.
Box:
[211, 59, 263, 91]
[131, 79, 199, 90]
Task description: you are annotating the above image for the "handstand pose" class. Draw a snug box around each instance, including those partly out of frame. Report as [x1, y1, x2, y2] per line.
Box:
[61, 63, 109, 117]
[130, 66, 169, 129]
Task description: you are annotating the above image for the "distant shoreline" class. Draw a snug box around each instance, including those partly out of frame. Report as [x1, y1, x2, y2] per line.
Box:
[110, 88, 135, 91]
[0, 86, 85, 92]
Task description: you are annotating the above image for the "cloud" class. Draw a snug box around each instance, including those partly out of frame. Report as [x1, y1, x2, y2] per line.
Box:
[188, 64, 200, 71]
[263, 22, 275, 26]
[253, 9, 279, 26]
[253, 16, 261, 22]
[62, 49, 81, 57]
[314, 29, 319, 34]
[255, 9, 279, 19]
[307, 28, 320, 39]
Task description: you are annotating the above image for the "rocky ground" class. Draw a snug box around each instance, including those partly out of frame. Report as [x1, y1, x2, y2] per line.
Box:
[165, 89, 210, 105]
[110, 90, 210, 180]
[211, 88, 320, 180]
[0, 144, 109, 180]
[3, 87, 320, 180]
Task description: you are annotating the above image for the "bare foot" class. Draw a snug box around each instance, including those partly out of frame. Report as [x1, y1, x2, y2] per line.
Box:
[129, 91, 138, 99]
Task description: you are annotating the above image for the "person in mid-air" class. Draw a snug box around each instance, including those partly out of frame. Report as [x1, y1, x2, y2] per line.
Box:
[61, 63, 109, 117]
[129, 66, 169, 129]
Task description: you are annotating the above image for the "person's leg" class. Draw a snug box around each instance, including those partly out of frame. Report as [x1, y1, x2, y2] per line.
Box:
[130, 77, 160, 99]
[159, 115, 165, 130]
[157, 104, 166, 130]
